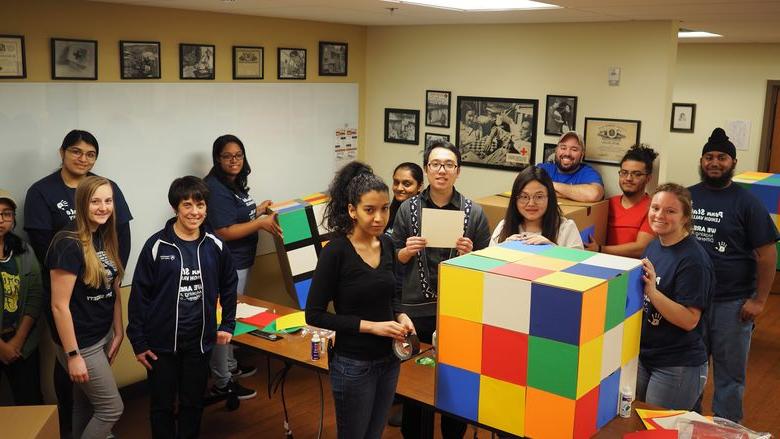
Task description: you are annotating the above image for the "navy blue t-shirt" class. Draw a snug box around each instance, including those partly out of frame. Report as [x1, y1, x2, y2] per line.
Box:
[689, 182, 779, 301]
[46, 231, 118, 348]
[204, 175, 258, 270]
[640, 235, 713, 368]
[173, 235, 204, 353]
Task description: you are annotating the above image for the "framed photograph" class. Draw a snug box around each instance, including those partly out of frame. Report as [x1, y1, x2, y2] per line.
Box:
[425, 132, 450, 147]
[119, 41, 160, 79]
[545, 95, 577, 136]
[278, 48, 306, 80]
[0, 35, 26, 78]
[671, 103, 696, 133]
[584, 117, 642, 165]
[51, 38, 97, 80]
[426, 90, 451, 128]
[455, 95, 538, 171]
[543, 143, 557, 163]
[319, 41, 347, 76]
[384, 108, 420, 145]
[233, 46, 263, 80]
[179, 43, 215, 80]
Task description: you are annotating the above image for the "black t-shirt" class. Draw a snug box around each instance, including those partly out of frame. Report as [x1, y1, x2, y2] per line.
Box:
[1, 252, 21, 331]
[305, 235, 396, 360]
[46, 232, 118, 348]
[640, 235, 713, 368]
[174, 235, 204, 352]
[689, 182, 779, 301]
[205, 176, 258, 270]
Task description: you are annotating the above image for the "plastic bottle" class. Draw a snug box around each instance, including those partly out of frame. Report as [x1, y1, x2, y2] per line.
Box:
[311, 332, 321, 361]
[619, 386, 634, 418]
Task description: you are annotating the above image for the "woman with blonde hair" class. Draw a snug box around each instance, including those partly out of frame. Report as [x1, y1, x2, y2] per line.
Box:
[47, 176, 124, 439]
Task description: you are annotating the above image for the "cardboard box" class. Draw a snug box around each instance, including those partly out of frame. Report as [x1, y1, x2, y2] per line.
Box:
[0, 405, 59, 439]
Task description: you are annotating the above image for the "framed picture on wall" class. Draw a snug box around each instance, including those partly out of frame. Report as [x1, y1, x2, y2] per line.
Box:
[670, 103, 696, 133]
[319, 42, 347, 76]
[425, 132, 450, 147]
[543, 143, 557, 163]
[51, 38, 97, 80]
[455, 95, 538, 171]
[385, 108, 420, 145]
[0, 35, 26, 79]
[425, 90, 451, 128]
[583, 117, 641, 165]
[545, 95, 577, 136]
[120, 41, 160, 79]
[233, 46, 263, 80]
[278, 48, 307, 80]
[180, 43, 215, 79]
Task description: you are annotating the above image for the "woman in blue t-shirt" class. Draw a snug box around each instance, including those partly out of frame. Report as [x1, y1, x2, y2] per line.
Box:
[204, 134, 281, 398]
[638, 183, 713, 410]
[47, 176, 125, 439]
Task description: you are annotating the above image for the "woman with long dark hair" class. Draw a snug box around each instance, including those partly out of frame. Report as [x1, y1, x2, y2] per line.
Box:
[386, 162, 423, 234]
[306, 161, 414, 439]
[491, 166, 583, 248]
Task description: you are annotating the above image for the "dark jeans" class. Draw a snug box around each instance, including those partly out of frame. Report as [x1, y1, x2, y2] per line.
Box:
[147, 349, 211, 439]
[329, 352, 400, 439]
[401, 316, 467, 439]
[54, 358, 74, 438]
[0, 349, 43, 405]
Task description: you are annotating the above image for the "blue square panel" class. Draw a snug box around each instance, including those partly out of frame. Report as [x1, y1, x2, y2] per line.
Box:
[530, 283, 583, 345]
[625, 267, 644, 317]
[597, 369, 621, 429]
[435, 363, 480, 422]
[750, 184, 779, 214]
[295, 278, 313, 310]
[563, 263, 624, 280]
[499, 241, 553, 254]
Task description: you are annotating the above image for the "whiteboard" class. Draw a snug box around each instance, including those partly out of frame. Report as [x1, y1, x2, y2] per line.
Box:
[0, 83, 358, 283]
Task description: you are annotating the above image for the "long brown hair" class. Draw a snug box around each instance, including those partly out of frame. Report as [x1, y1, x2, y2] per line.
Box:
[652, 183, 693, 234]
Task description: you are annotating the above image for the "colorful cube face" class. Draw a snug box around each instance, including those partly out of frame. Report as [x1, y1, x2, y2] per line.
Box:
[435, 242, 643, 438]
[733, 172, 780, 269]
[270, 193, 330, 308]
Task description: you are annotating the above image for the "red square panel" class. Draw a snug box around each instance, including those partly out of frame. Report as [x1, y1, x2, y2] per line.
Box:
[489, 263, 554, 281]
[574, 385, 599, 439]
[482, 325, 528, 386]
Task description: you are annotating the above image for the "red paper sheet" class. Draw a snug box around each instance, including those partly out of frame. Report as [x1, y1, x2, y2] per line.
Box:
[624, 430, 678, 439]
[239, 311, 279, 328]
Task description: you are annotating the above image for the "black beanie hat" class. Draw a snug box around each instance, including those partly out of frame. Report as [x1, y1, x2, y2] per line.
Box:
[702, 128, 736, 159]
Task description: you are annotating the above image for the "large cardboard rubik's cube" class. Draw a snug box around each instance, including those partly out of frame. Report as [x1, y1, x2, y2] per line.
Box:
[270, 193, 331, 309]
[435, 241, 643, 438]
[733, 171, 780, 269]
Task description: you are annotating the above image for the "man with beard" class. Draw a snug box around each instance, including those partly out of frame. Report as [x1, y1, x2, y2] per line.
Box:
[586, 144, 656, 257]
[539, 131, 604, 202]
[688, 128, 778, 423]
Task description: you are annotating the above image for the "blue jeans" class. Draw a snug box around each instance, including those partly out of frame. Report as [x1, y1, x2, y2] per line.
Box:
[329, 352, 400, 439]
[637, 361, 708, 410]
[705, 298, 754, 423]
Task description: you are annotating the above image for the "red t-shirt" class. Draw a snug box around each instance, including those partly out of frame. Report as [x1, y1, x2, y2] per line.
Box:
[606, 194, 654, 246]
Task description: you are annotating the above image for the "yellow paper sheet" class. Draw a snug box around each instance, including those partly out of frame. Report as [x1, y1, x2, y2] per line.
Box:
[275, 311, 306, 330]
[635, 408, 687, 430]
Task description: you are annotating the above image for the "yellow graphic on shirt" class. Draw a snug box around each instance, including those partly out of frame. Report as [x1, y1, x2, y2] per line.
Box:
[2, 272, 20, 313]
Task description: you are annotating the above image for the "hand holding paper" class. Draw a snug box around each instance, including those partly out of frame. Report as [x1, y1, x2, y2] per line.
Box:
[421, 208, 465, 248]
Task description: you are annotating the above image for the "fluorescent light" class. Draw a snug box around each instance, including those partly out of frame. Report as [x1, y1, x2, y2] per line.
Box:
[382, 0, 560, 12]
[678, 29, 722, 38]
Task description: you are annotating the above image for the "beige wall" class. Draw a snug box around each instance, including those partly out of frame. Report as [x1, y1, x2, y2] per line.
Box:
[670, 43, 780, 187]
[364, 21, 679, 199]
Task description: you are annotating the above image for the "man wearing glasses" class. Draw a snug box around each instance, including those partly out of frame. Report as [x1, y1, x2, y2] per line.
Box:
[392, 141, 490, 439]
[538, 131, 604, 202]
[586, 144, 657, 258]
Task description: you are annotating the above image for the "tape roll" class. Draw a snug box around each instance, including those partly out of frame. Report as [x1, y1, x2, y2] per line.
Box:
[392, 333, 421, 361]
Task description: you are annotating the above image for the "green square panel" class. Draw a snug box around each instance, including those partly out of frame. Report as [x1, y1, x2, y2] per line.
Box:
[443, 254, 507, 272]
[604, 274, 628, 331]
[527, 336, 578, 399]
[279, 208, 313, 245]
[776, 241, 780, 270]
[539, 246, 595, 263]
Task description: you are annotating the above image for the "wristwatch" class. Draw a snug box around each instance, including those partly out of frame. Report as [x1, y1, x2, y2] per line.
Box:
[67, 349, 80, 358]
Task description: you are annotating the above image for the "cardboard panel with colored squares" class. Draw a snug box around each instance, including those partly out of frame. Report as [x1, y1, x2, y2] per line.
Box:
[270, 193, 331, 308]
[733, 171, 780, 269]
[434, 241, 643, 438]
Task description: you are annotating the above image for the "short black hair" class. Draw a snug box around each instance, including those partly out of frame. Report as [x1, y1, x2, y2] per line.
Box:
[60, 129, 99, 157]
[168, 176, 209, 209]
[620, 144, 659, 174]
[423, 141, 461, 168]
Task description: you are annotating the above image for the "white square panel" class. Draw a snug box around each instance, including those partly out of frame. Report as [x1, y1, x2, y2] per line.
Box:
[482, 272, 531, 333]
[620, 356, 639, 395]
[601, 322, 624, 380]
[287, 245, 318, 276]
[582, 253, 642, 271]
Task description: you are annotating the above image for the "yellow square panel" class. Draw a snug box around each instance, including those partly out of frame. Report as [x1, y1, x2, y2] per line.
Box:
[576, 335, 603, 398]
[516, 255, 577, 271]
[621, 310, 642, 365]
[472, 246, 533, 263]
[734, 171, 772, 181]
[534, 271, 605, 292]
[479, 376, 526, 437]
[439, 264, 484, 323]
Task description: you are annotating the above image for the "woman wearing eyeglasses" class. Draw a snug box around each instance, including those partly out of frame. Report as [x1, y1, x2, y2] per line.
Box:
[204, 134, 281, 399]
[490, 166, 583, 248]
[23, 129, 132, 434]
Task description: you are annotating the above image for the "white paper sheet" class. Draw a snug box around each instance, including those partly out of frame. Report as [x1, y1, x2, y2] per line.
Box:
[235, 302, 268, 319]
[421, 208, 465, 248]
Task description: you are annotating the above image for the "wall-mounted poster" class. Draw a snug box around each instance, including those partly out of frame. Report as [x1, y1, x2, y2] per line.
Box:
[584, 117, 641, 165]
[319, 41, 347, 76]
[180, 43, 215, 79]
[52, 38, 97, 80]
[543, 143, 557, 163]
[455, 95, 538, 171]
[385, 108, 420, 145]
[120, 41, 160, 79]
[545, 95, 577, 136]
[233, 46, 263, 79]
[425, 132, 450, 147]
[426, 90, 451, 128]
[278, 48, 306, 79]
[0, 35, 26, 78]
[670, 103, 696, 133]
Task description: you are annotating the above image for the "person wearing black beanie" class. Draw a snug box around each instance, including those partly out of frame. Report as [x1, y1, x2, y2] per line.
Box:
[687, 127, 779, 423]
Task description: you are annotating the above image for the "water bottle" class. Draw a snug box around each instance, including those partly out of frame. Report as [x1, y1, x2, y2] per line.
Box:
[311, 332, 321, 361]
[619, 386, 633, 418]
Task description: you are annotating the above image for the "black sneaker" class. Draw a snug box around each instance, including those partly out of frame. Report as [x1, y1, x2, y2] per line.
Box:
[211, 380, 257, 400]
[231, 363, 257, 379]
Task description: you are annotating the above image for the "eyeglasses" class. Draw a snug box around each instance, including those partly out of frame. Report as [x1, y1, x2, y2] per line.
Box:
[618, 170, 648, 178]
[0, 210, 14, 222]
[518, 194, 548, 205]
[66, 147, 97, 161]
[219, 152, 245, 162]
[427, 161, 458, 172]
